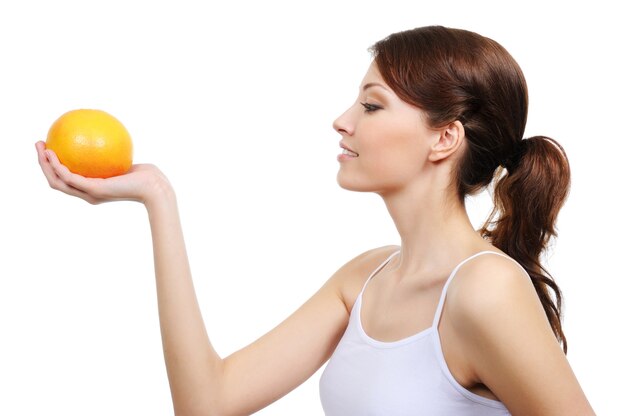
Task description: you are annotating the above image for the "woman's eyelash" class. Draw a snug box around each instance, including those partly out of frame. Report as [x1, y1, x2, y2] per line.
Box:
[360, 102, 382, 113]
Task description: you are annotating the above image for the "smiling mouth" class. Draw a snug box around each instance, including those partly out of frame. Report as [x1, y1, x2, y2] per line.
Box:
[341, 148, 359, 157]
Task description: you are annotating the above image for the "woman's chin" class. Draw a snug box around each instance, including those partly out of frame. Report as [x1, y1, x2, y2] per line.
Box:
[336, 172, 372, 192]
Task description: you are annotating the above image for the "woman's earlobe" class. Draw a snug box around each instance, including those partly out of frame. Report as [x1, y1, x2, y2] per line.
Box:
[428, 120, 465, 162]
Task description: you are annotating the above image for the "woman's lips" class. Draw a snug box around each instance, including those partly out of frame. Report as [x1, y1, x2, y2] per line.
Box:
[337, 150, 358, 162]
[338, 141, 358, 161]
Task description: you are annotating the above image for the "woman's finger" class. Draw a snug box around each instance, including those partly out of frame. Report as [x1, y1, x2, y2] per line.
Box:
[45, 148, 98, 191]
[36, 142, 101, 204]
[36, 142, 70, 191]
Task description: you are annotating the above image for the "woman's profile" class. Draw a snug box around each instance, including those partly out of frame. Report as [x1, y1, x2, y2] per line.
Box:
[36, 26, 595, 415]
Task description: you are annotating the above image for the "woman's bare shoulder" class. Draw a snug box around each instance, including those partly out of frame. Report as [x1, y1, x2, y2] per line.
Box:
[445, 252, 540, 316]
[444, 251, 553, 367]
[329, 245, 401, 313]
[442, 252, 592, 413]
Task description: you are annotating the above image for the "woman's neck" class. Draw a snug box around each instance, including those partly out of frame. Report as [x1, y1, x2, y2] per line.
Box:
[380, 180, 486, 280]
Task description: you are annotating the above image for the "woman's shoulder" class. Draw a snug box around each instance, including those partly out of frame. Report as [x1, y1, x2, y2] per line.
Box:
[441, 251, 576, 412]
[444, 250, 548, 339]
[330, 245, 401, 313]
[446, 251, 537, 308]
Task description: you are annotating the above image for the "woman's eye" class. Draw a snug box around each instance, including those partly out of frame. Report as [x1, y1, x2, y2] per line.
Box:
[360, 102, 382, 113]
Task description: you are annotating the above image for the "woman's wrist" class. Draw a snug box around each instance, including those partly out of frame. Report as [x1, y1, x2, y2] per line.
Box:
[142, 170, 177, 212]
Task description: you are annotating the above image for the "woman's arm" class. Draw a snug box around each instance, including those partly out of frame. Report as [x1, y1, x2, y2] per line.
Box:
[447, 254, 595, 416]
[36, 142, 382, 415]
[145, 186, 224, 414]
[145, 187, 357, 415]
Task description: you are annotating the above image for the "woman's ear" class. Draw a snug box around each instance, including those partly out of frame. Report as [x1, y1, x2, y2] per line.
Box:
[428, 120, 465, 162]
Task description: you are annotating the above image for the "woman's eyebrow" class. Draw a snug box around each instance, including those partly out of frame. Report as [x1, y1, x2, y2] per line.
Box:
[361, 82, 389, 92]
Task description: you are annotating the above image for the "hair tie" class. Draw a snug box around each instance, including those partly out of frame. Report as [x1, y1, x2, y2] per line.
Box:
[502, 139, 526, 172]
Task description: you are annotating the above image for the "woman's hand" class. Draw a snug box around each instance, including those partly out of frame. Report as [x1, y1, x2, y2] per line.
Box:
[35, 141, 171, 206]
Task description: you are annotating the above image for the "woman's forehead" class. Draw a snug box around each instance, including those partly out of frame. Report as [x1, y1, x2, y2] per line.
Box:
[359, 62, 390, 92]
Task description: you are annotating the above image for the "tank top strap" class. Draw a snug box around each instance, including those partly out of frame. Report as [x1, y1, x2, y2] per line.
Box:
[359, 249, 401, 295]
[431, 251, 526, 327]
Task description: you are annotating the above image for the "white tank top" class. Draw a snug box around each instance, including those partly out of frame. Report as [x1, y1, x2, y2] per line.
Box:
[319, 250, 517, 415]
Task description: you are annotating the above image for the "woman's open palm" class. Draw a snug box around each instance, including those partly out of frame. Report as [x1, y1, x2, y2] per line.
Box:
[35, 140, 169, 205]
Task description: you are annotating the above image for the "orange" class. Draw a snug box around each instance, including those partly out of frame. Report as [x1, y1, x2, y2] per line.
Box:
[46, 109, 133, 178]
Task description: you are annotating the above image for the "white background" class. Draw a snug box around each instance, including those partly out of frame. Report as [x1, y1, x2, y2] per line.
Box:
[1, 0, 623, 414]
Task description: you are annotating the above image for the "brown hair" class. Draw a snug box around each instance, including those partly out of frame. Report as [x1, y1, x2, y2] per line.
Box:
[370, 26, 570, 353]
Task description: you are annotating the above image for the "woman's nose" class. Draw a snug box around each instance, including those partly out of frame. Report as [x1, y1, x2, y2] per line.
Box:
[332, 106, 354, 136]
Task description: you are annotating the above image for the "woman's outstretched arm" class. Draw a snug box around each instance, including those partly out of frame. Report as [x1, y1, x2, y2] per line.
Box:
[36, 142, 379, 415]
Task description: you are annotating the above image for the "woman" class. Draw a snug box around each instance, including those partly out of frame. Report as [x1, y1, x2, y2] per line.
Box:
[36, 26, 594, 415]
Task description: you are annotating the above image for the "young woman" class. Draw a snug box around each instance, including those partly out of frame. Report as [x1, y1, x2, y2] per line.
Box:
[36, 26, 594, 415]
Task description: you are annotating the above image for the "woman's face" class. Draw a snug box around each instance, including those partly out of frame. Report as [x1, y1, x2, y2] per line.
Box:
[334, 62, 439, 194]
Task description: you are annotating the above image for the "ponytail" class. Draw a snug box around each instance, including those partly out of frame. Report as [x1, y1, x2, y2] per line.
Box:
[480, 136, 571, 353]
